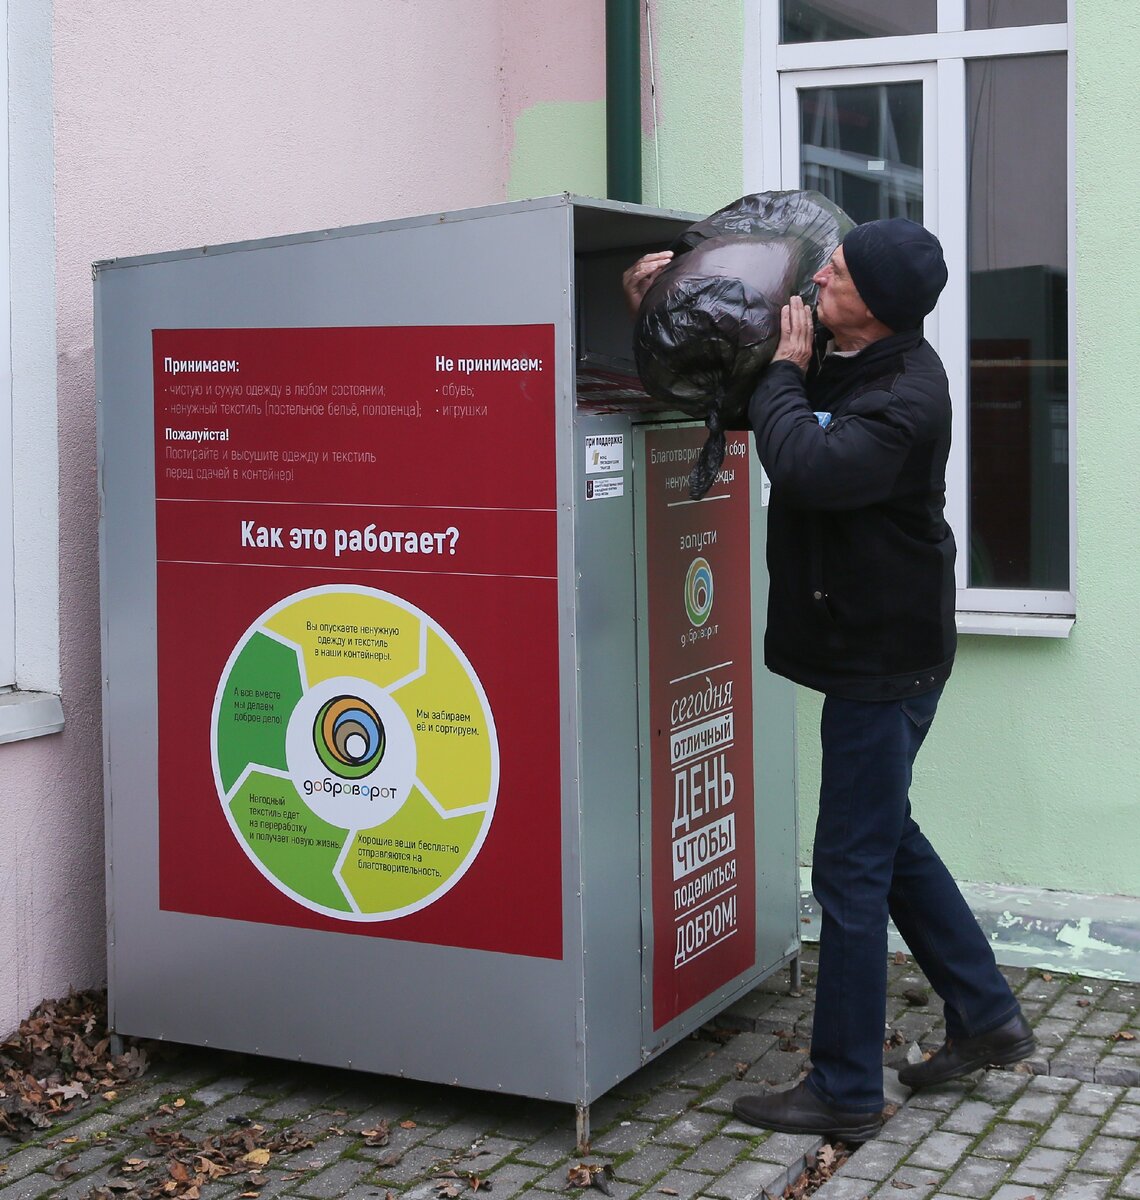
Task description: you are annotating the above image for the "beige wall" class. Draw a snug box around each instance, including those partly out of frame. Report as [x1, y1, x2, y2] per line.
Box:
[2, 0, 606, 1037]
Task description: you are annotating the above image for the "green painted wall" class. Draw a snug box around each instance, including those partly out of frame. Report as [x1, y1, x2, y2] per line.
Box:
[637, 0, 745, 214]
[508, 100, 607, 203]
[506, 0, 744, 211]
[507, 3, 1139, 899]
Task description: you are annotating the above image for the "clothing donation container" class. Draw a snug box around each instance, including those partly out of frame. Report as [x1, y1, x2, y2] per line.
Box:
[95, 194, 799, 1141]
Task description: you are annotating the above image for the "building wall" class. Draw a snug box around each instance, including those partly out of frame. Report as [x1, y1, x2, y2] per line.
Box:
[1, 0, 606, 1038]
[775, 5, 1131, 901]
[510, 1, 1140, 903]
[3, 0, 1134, 1038]
[795, 2, 1140, 900]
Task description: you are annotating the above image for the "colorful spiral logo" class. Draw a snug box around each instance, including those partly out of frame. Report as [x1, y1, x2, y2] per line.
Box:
[313, 695, 386, 779]
[684, 557, 714, 627]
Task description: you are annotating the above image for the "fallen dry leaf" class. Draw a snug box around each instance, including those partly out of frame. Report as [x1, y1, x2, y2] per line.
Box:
[567, 1163, 613, 1195]
[1112, 1031, 1136, 1041]
[361, 1121, 391, 1146]
[194, 1157, 228, 1180]
[784, 1140, 850, 1198]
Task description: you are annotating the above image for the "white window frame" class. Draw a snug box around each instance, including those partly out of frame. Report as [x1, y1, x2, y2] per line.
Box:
[0, 0, 63, 743]
[745, 0, 1076, 634]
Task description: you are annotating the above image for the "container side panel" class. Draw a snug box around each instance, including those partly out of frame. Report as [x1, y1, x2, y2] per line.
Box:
[573, 412, 645, 1097]
[98, 204, 585, 1100]
[748, 486, 800, 975]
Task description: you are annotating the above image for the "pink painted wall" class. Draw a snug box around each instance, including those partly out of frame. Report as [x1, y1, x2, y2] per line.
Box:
[1, 0, 606, 1036]
[500, 0, 606, 157]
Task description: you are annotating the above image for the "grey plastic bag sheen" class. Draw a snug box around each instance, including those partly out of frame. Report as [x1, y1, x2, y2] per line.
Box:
[633, 190, 854, 499]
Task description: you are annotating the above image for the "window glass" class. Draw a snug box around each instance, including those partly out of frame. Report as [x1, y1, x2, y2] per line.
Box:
[967, 54, 1068, 589]
[798, 83, 923, 224]
[782, 0, 936, 42]
[967, 0, 1067, 29]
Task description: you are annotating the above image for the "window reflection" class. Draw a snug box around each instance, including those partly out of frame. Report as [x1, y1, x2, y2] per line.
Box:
[967, 0, 1066, 30]
[967, 55, 1068, 589]
[781, 0, 936, 42]
[798, 83, 922, 224]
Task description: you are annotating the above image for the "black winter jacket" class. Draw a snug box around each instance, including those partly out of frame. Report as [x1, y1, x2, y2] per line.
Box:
[747, 328, 956, 700]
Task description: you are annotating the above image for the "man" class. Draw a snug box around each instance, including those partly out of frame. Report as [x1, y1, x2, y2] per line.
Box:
[624, 218, 1035, 1143]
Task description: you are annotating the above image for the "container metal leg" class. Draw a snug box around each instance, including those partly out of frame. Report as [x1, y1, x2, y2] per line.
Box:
[109, 1033, 125, 1057]
[575, 1103, 590, 1154]
[790, 953, 802, 994]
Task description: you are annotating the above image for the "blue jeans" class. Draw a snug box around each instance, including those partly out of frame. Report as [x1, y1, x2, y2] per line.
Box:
[806, 686, 1020, 1112]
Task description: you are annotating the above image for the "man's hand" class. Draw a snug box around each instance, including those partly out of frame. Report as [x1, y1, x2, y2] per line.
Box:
[621, 250, 674, 318]
[771, 295, 814, 372]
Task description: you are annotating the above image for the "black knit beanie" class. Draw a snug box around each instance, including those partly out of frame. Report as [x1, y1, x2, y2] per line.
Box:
[841, 217, 947, 331]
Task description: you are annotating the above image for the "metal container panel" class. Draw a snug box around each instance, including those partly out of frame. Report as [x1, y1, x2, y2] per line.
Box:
[97, 195, 799, 1110]
[99, 199, 586, 1100]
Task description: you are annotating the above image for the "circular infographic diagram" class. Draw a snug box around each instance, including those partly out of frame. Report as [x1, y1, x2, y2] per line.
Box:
[211, 585, 499, 921]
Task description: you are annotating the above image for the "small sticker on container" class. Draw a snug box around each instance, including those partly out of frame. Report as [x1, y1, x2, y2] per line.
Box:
[585, 477, 624, 501]
[585, 434, 625, 474]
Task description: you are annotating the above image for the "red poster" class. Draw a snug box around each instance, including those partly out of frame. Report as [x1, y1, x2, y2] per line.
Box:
[153, 326, 562, 959]
[645, 428, 756, 1027]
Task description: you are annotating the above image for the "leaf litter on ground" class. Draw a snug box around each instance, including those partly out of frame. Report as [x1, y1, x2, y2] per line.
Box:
[0, 989, 150, 1138]
[84, 1122, 316, 1200]
[567, 1162, 614, 1194]
[782, 1141, 851, 1199]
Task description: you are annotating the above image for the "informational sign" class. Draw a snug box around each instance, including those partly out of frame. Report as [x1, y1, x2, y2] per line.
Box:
[153, 325, 562, 959]
[643, 427, 756, 1027]
[584, 433, 624, 474]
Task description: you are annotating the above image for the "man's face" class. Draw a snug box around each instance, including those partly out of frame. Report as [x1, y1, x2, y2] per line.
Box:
[812, 245, 871, 336]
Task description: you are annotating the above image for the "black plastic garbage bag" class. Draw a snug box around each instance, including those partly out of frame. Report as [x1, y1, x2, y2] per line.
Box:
[634, 190, 854, 499]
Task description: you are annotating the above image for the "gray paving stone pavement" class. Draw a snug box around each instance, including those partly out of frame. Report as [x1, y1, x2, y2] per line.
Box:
[2, 950, 1137, 1200]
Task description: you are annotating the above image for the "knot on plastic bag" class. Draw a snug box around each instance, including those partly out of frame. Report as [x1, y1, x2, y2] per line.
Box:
[688, 402, 726, 501]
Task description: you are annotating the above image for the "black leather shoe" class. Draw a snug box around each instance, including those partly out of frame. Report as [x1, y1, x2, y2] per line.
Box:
[732, 1080, 882, 1143]
[898, 1011, 1036, 1089]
